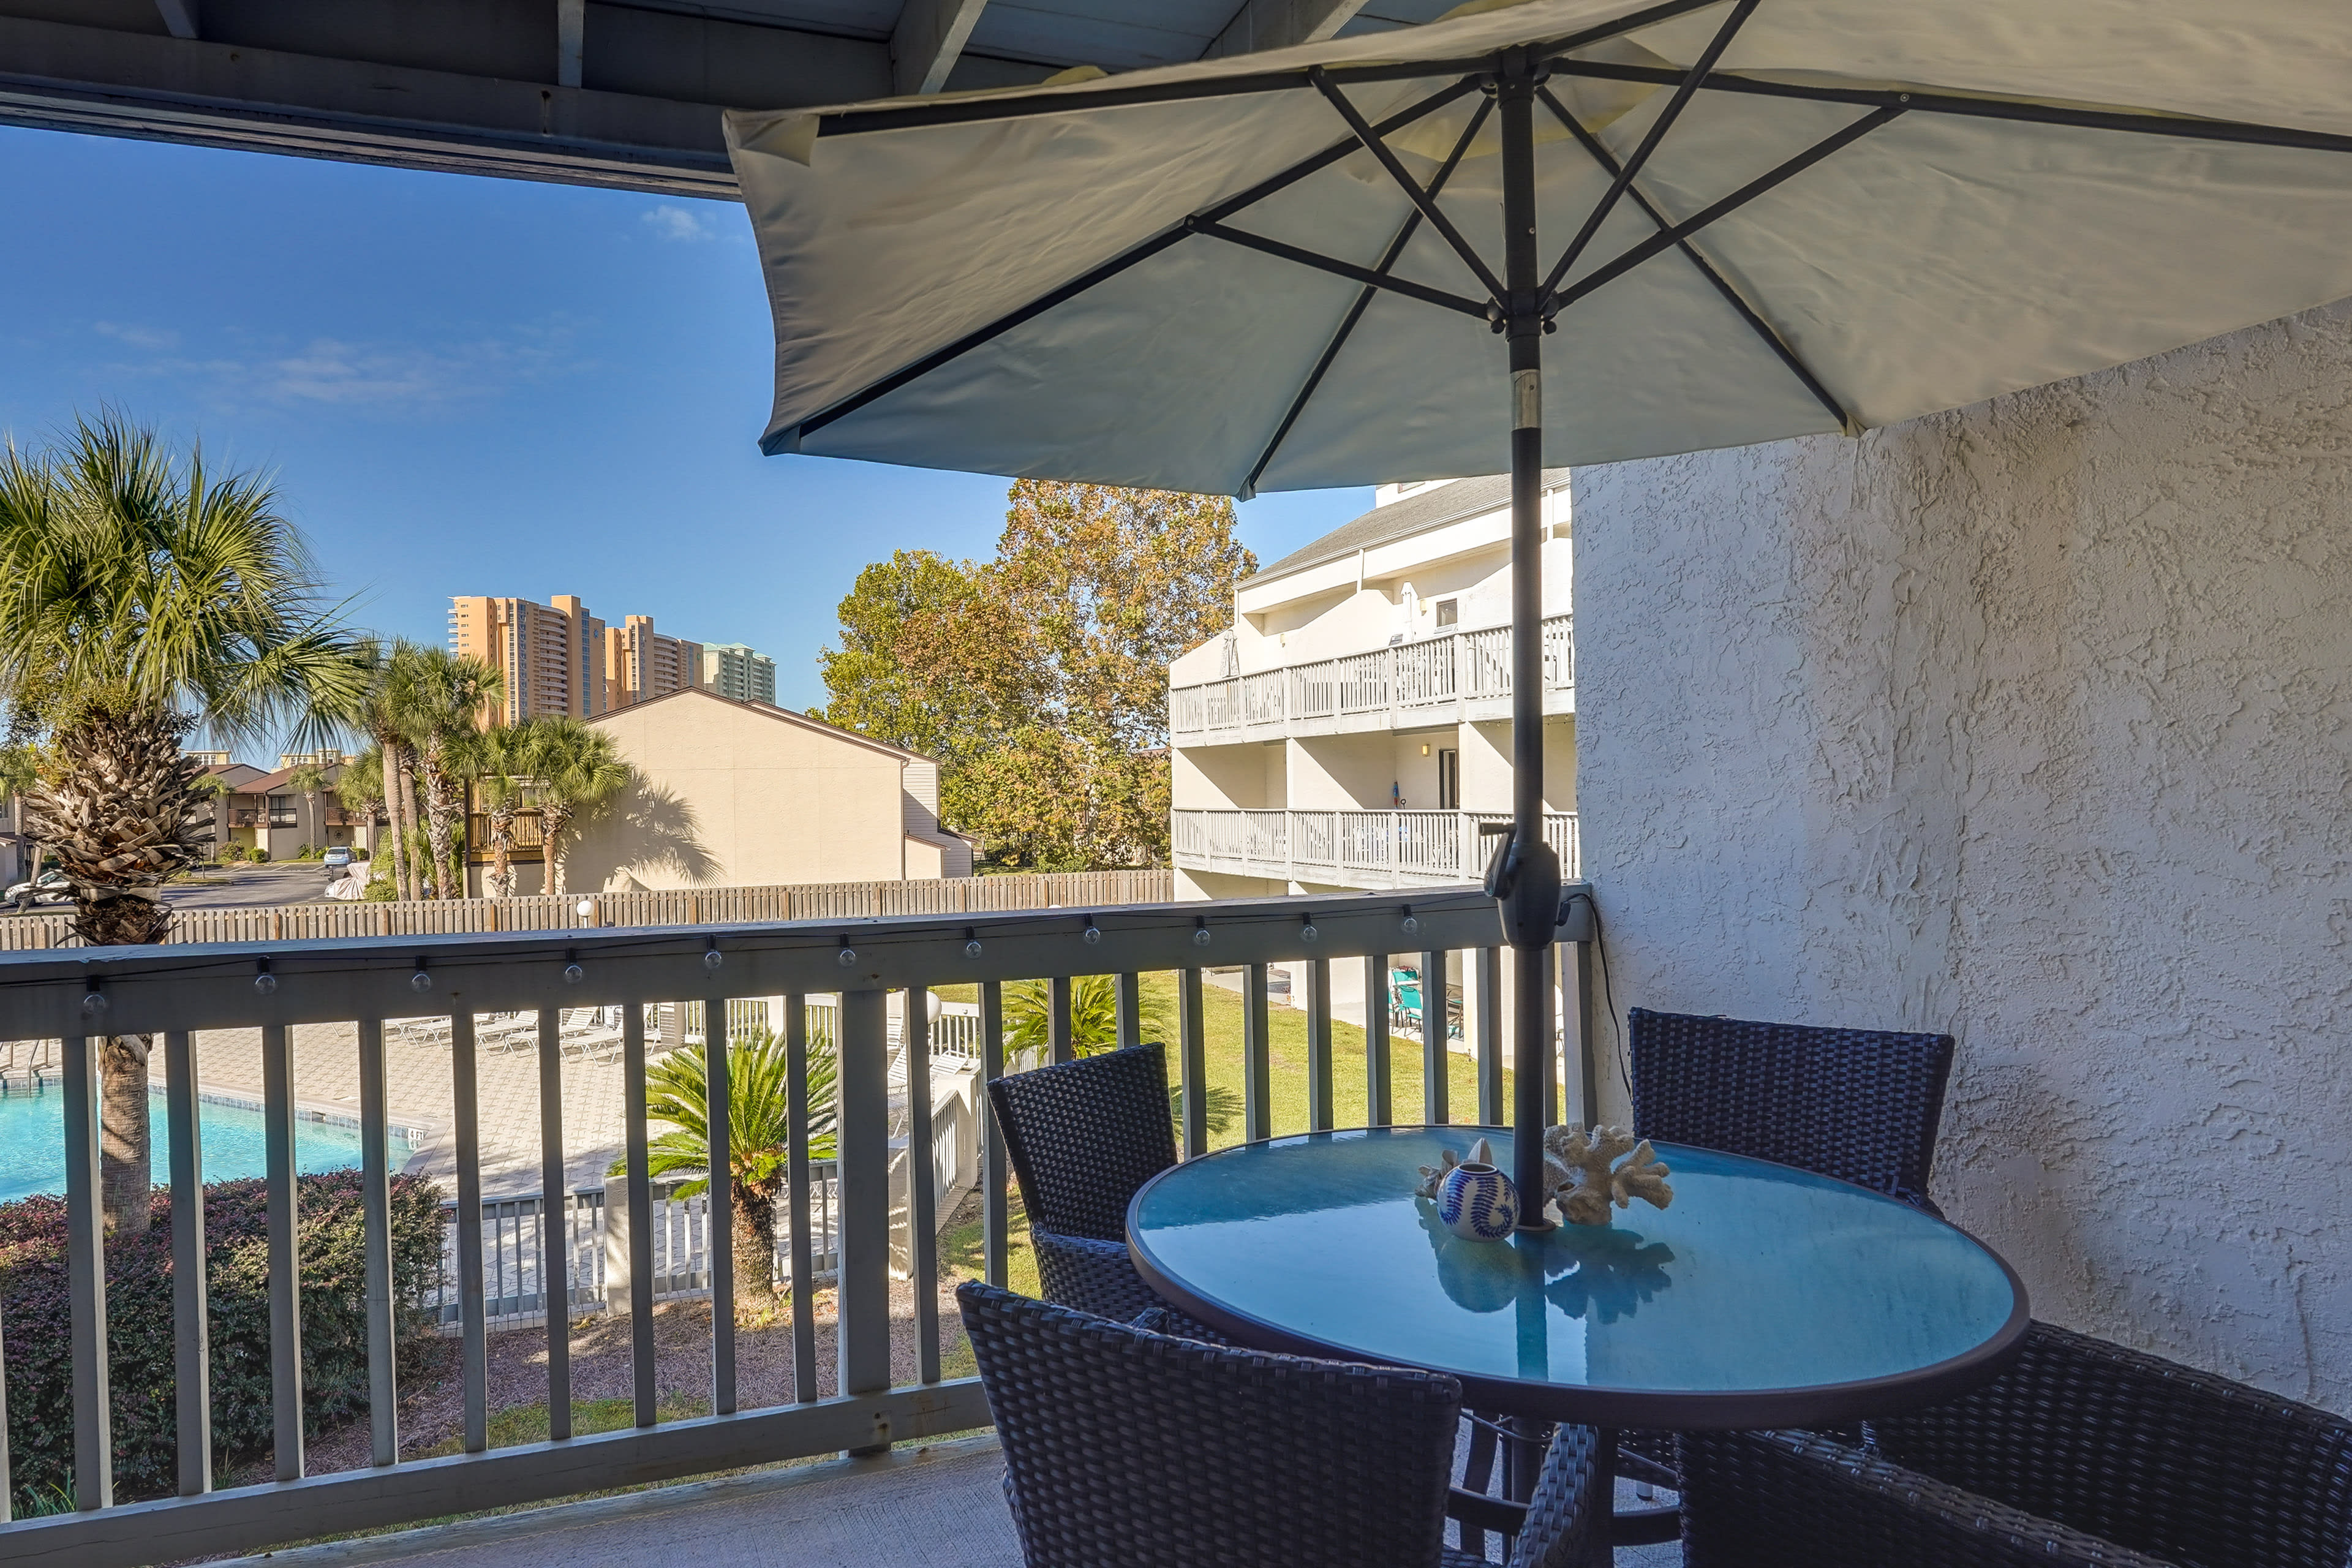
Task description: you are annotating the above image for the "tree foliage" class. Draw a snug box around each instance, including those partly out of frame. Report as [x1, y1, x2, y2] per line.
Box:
[820, 483, 1253, 870]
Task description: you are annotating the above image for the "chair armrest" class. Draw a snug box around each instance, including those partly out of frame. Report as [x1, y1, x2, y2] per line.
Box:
[1505, 1423, 1600, 1568]
[1679, 1429, 2180, 1568]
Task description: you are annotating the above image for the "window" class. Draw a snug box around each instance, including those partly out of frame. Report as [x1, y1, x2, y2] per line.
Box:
[1438, 748, 1460, 810]
[1435, 598, 1458, 628]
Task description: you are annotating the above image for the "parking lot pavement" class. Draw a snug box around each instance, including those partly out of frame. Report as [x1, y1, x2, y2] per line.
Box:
[162, 860, 353, 910]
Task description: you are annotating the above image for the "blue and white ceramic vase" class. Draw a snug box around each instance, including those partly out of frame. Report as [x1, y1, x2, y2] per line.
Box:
[1437, 1162, 1519, 1241]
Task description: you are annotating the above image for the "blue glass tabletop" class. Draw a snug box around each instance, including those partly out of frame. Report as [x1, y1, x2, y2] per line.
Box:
[1127, 1127, 2026, 1428]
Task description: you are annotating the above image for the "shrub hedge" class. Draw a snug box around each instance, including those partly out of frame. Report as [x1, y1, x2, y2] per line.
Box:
[0, 1170, 445, 1509]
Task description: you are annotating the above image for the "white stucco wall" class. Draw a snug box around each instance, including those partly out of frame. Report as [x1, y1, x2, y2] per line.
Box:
[1573, 298, 2352, 1410]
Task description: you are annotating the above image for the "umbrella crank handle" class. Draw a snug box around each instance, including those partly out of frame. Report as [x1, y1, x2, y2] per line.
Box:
[1482, 822, 1561, 951]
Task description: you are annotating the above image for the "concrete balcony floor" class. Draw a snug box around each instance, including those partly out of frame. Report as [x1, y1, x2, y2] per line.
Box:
[217, 1434, 1686, 1567]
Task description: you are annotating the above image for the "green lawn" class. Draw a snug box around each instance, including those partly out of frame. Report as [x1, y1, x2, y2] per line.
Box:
[934, 968, 1512, 1306]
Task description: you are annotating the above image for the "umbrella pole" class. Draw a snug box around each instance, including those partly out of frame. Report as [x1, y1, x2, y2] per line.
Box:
[1496, 50, 1562, 1233]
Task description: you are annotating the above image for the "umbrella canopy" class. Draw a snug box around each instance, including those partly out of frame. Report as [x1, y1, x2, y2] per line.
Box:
[726, 0, 2352, 494]
[725, 0, 2352, 1232]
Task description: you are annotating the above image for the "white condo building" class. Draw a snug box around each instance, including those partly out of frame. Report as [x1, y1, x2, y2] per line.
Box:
[1170, 470, 1577, 903]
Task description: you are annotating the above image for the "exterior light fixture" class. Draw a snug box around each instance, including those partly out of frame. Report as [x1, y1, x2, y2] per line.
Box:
[838, 946, 858, 967]
[1300, 919, 1319, 942]
[1401, 907, 1419, 937]
[81, 990, 107, 1015]
[1083, 921, 1102, 946]
[964, 933, 983, 959]
[254, 960, 277, 996]
[564, 962, 584, 984]
[575, 898, 595, 921]
[410, 970, 433, 994]
[1193, 920, 1212, 948]
[703, 945, 723, 971]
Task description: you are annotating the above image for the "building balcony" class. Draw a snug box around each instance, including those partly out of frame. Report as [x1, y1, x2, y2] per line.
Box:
[1174, 807, 1578, 891]
[1169, 614, 1573, 744]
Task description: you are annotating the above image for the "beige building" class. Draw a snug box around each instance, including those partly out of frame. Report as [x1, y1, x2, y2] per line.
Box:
[451, 595, 714, 719]
[549, 687, 972, 894]
[605, 614, 703, 711]
[209, 752, 380, 861]
[450, 594, 608, 721]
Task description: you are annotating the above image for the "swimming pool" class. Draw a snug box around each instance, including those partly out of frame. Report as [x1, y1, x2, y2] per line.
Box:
[0, 1087, 392, 1203]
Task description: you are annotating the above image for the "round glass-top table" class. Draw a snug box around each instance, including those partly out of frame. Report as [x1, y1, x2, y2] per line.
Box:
[1126, 1126, 2027, 1430]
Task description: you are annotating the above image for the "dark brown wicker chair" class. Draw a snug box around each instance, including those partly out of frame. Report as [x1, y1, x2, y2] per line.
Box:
[1678, 1321, 2352, 1568]
[1618, 1006, 1958, 1496]
[959, 1281, 1599, 1568]
[984, 1042, 1227, 1339]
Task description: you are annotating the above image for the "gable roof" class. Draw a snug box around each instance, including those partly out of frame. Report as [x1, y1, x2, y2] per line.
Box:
[589, 684, 941, 768]
[1246, 470, 1570, 588]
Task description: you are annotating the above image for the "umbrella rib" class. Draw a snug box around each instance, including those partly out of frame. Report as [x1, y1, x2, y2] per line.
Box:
[790, 78, 1480, 445]
[1309, 66, 1506, 304]
[1539, 0, 1757, 302]
[1185, 221, 1491, 318]
[1541, 59, 2352, 158]
[1547, 105, 1905, 317]
[1537, 83, 1853, 434]
[1243, 95, 1496, 497]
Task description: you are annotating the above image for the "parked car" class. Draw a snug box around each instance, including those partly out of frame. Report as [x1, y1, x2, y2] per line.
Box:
[322, 845, 355, 876]
[5, 869, 70, 911]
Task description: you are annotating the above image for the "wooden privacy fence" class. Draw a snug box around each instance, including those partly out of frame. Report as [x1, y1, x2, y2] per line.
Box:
[0, 868, 1174, 949]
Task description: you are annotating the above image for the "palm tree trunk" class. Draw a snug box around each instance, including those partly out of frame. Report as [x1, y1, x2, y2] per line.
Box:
[541, 800, 573, 897]
[733, 1178, 778, 1306]
[388, 741, 423, 902]
[422, 743, 459, 900]
[488, 803, 513, 898]
[100, 1035, 154, 1235]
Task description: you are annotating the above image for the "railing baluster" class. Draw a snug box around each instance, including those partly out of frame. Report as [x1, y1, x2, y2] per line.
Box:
[62, 1032, 111, 1510]
[262, 1023, 304, 1482]
[836, 989, 891, 1444]
[1421, 948, 1448, 1125]
[1048, 975, 1074, 1065]
[623, 1005, 657, 1425]
[1364, 954, 1392, 1127]
[166, 1028, 213, 1493]
[1178, 968, 1206, 1158]
[1243, 962, 1270, 1143]
[355, 1019, 398, 1468]
[537, 1008, 570, 1439]
[1305, 957, 1333, 1131]
[1474, 947, 1503, 1126]
[907, 987, 940, 1384]
[980, 980, 1008, 1288]
[1115, 971, 1141, 1048]
[785, 994, 819, 1399]
[451, 1012, 488, 1455]
[704, 993, 735, 1416]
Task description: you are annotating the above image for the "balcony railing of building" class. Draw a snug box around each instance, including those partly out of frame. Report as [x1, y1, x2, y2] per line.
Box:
[1174, 808, 1578, 889]
[1170, 614, 1573, 740]
[0, 886, 1593, 1566]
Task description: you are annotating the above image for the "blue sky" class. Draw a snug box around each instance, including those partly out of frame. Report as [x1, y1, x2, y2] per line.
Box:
[0, 124, 1371, 736]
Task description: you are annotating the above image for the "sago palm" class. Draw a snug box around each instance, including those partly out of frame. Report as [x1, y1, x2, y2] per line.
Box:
[616, 1023, 839, 1308]
[1002, 976, 1236, 1136]
[0, 414, 364, 1234]
[518, 716, 630, 897]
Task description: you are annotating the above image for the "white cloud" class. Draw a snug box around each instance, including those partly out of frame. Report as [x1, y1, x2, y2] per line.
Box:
[641, 203, 715, 243]
[91, 322, 586, 415]
[95, 321, 181, 350]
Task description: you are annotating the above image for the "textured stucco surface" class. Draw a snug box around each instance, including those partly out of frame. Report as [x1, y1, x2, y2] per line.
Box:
[1573, 298, 2352, 1409]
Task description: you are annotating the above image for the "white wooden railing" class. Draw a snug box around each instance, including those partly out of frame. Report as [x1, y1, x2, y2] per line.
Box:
[1170, 614, 1572, 737]
[1177, 808, 1578, 886]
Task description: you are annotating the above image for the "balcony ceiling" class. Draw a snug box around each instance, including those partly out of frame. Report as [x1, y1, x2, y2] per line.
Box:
[0, 0, 1385, 197]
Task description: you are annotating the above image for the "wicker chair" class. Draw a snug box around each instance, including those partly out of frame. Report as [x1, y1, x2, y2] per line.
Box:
[1617, 1006, 1957, 1495]
[1678, 1321, 2352, 1568]
[959, 1281, 1599, 1568]
[986, 1042, 1192, 1322]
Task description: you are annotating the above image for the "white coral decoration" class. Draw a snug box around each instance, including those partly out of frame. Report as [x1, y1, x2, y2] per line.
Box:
[1540, 1124, 1673, 1227]
[1415, 1136, 1496, 1199]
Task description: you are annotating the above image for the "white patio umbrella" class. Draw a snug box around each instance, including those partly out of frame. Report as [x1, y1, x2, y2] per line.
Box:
[723, 0, 2352, 1222]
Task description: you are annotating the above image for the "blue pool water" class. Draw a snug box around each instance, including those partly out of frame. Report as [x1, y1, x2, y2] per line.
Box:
[0, 1088, 374, 1203]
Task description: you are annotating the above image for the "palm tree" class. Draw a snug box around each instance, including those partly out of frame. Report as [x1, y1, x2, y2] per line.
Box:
[347, 642, 429, 901]
[522, 716, 630, 896]
[287, 761, 329, 855]
[615, 1024, 838, 1309]
[190, 770, 233, 861]
[388, 647, 501, 899]
[462, 724, 525, 898]
[0, 414, 363, 1234]
[1002, 976, 1235, 1134]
